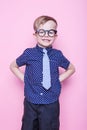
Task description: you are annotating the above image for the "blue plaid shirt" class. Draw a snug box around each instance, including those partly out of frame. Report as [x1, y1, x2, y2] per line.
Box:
[16, 44, 70, 104]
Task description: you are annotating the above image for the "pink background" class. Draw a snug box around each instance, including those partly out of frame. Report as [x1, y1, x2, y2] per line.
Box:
[0, 0, 87, 130]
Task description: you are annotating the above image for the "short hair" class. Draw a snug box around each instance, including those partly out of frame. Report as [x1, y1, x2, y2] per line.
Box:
[33, 15, 58, 31]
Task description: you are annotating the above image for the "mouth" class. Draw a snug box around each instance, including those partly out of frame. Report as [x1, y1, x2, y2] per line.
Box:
[42, 39, 51, 42]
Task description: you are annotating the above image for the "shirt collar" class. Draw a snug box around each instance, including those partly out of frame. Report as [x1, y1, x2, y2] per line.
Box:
[36, 44, 52, 53]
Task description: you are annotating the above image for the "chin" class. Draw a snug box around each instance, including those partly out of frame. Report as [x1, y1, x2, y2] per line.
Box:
[42, 44, 51, 48]
[42, 43, 52, 47]
[38, 42, 52, 48]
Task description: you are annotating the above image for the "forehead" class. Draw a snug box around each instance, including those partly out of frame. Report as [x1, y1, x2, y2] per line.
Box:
[38, 20, 57, 30]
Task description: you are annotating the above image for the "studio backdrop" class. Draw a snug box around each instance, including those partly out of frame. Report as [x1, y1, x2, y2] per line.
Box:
[0, 0, 87, 130]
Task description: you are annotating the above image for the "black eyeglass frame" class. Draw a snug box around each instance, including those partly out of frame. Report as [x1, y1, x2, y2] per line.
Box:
[35, 29, 57, 37]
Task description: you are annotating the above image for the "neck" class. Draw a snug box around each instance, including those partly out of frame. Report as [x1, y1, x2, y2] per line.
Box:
[37, 43, 52, 49]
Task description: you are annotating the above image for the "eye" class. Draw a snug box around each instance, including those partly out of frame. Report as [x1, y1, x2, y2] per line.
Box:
[37, 29, 45, 36]
[49, 31, 55, 34]
[39, 30, 44, 34]
[49, 30, 57, 36]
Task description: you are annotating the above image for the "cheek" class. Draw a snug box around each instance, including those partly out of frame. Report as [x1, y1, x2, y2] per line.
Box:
[51, 37, 56, 42]
[34, 35, 41, 41]
[37, 37, 42, 41]
[53, 36, 57, 41]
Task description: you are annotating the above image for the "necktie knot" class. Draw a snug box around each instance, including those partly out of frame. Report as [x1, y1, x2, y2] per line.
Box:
[43, 48, 47, 54]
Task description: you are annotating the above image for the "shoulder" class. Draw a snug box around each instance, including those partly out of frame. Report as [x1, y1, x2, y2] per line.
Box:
[52, 48, 63, 56]
[23, 47, 37, 54]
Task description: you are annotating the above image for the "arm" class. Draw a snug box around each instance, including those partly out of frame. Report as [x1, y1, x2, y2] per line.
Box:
[10, 60, 24, 82]
[59, 63, 75, 82]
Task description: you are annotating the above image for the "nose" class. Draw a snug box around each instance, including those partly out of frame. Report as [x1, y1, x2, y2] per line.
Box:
[45, 31, 49, 37]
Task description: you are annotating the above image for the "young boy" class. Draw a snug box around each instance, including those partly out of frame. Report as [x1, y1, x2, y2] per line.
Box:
[10, 15, 75, 130]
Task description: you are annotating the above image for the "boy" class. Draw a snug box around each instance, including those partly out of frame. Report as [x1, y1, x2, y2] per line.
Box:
[10, 15, 75, 130]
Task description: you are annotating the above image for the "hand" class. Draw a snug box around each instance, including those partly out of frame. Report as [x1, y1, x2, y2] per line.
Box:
[59, 63, 75, 82]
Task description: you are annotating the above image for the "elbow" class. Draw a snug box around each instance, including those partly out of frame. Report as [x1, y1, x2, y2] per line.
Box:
[9, 63, 14, 72]
[71, 65, 76, 74]
[9, 60, 18, 72]
[68, 63, 76, 74]
[72, 67, 75, 74]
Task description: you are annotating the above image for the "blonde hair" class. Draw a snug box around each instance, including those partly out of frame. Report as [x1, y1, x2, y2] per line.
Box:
[33, 15, 58, 31]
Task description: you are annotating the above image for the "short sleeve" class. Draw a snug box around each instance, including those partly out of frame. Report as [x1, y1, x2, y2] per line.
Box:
[16, 49, 28, 67]
[59, 51, 70, 70]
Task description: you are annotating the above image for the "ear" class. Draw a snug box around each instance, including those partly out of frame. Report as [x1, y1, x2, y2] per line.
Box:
[33, 33, 37, 39]
[55, 34, 58, 38]
[33, 33, 36, 36]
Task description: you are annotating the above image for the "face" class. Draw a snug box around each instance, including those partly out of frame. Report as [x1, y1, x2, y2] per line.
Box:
[34, 20, 57, 48]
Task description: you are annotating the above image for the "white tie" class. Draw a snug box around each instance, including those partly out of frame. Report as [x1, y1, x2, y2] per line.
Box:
[42, 49, 51, 90]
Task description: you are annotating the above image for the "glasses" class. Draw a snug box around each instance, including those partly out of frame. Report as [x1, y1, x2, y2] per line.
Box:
[35, 29, 57, 37]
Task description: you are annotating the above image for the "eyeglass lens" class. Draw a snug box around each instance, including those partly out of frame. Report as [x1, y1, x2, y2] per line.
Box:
[36, 29, 57, 37]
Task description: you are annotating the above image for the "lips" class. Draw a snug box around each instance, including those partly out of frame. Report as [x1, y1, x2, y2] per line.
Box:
[42, 39, 51, 42]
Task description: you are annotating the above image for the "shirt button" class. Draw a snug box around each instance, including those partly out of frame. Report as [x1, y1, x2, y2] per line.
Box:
[40, 93, 43, 96]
